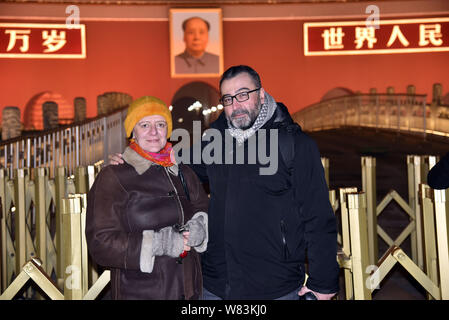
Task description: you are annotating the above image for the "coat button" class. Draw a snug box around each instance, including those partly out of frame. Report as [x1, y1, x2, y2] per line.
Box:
[168, 191, 175, 196]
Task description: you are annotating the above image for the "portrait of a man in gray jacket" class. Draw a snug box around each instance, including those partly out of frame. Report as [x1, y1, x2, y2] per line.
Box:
[174, 16, 220, 75]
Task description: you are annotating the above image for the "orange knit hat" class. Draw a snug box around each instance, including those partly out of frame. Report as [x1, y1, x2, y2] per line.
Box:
[124, 96, 172, 138]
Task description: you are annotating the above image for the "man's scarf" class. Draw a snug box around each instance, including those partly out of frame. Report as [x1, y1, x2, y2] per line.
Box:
[227, 91, 277, 145]
[129, 139, 174, 167]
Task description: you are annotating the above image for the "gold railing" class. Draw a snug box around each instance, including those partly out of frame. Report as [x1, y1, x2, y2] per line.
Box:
[0, 107, 127, 178]
[358, 155, 438, 269]
[0, 164, 102, 298]
[328, 154, 448, 299]
[336, 188, 449, 300]
[0, 192, 110, 300]
[1, 155, 447, 299]
[292, 93, 449, 138]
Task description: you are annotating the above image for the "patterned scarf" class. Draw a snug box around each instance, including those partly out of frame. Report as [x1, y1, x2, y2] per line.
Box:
[129, 139, 174, 167]
[227, 91, 278, 145]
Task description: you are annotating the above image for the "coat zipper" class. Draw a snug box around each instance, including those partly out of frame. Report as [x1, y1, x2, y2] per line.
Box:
[164, 167, 185, 226]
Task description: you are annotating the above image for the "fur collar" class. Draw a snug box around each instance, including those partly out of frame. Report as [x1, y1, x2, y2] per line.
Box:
[122, 147, 178, 176]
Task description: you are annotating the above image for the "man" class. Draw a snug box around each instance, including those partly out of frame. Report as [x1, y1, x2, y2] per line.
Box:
[111, 65, 339, 300]
[174, 17, 219, 74]
[427, 152, 449, 189]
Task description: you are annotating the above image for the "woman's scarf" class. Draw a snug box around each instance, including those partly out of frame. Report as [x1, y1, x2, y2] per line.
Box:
[129, 139, 174, 167]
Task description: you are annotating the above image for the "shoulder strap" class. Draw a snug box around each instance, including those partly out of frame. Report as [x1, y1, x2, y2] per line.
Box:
[278, 122, 301, 175]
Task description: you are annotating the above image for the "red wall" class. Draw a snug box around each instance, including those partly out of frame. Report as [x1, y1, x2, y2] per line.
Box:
[1, 17, 448, 123]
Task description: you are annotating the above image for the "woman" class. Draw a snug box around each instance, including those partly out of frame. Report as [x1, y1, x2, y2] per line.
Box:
[86, 95, 209, 300]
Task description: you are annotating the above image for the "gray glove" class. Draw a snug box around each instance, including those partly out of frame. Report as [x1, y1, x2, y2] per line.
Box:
[185, 213, 207, 248]
[152, 226, 184, 258]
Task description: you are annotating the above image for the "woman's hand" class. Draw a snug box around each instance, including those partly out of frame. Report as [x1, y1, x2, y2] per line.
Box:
[185, 214, 207, 247]
[182, 231, 191, 252]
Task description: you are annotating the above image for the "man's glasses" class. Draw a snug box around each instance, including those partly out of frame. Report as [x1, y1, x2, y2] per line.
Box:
[220, 88, 260, 107]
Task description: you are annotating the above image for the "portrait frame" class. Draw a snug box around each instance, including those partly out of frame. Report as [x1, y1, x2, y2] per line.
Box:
[169, 8, 224, 78]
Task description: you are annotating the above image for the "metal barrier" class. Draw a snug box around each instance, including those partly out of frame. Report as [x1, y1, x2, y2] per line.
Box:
[429, 188, 449, 299]
[328, 153, 449, 299]
[359, 155, 438, 270]
[61, 194, 110, 300]
[324, 154, 436, 269]
[337, 188, 449, 300]
[0, 164, 102, 296]
[0, 160, 447, 299]
[0, 258, 64, 300]
[0, 192, 110, 300]
[336, 187, 358, 299]
[0, 154, 446, 299]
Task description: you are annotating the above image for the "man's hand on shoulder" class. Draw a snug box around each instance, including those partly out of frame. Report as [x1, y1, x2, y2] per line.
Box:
[109, 153, 124, 165]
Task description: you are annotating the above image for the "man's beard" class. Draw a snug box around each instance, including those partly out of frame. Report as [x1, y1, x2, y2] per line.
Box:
[228, 100, 261, 130]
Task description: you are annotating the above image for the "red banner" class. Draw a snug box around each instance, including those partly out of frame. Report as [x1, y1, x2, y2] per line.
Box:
[304, 17, 449, 56]
[0, 23, 86, 59]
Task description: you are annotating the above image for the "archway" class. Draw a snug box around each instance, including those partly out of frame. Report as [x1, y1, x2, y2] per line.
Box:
[23, 91, 73, 130]
[170, 81, 221, 135]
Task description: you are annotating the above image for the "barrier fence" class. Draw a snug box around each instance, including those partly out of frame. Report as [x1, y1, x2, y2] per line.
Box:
[0, 153, 447, 299]
[331, 154, 449, 299]
[0, 192, 111, 300]
[2, 86, 448, 299]
[336, 187, 449, 300]
[360, 155, 438, 268]
[0, 108, 126, 178]
[0, 164, 103, 298]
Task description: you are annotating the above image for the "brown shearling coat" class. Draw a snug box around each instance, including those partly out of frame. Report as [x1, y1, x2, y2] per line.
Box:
[86, 148, 209, 300]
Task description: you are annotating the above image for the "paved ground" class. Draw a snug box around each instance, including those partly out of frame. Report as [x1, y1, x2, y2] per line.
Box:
[308, 126, 449, 300]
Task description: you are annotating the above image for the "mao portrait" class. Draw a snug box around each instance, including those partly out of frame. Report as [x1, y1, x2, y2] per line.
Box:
[170, 8, 223, 78]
